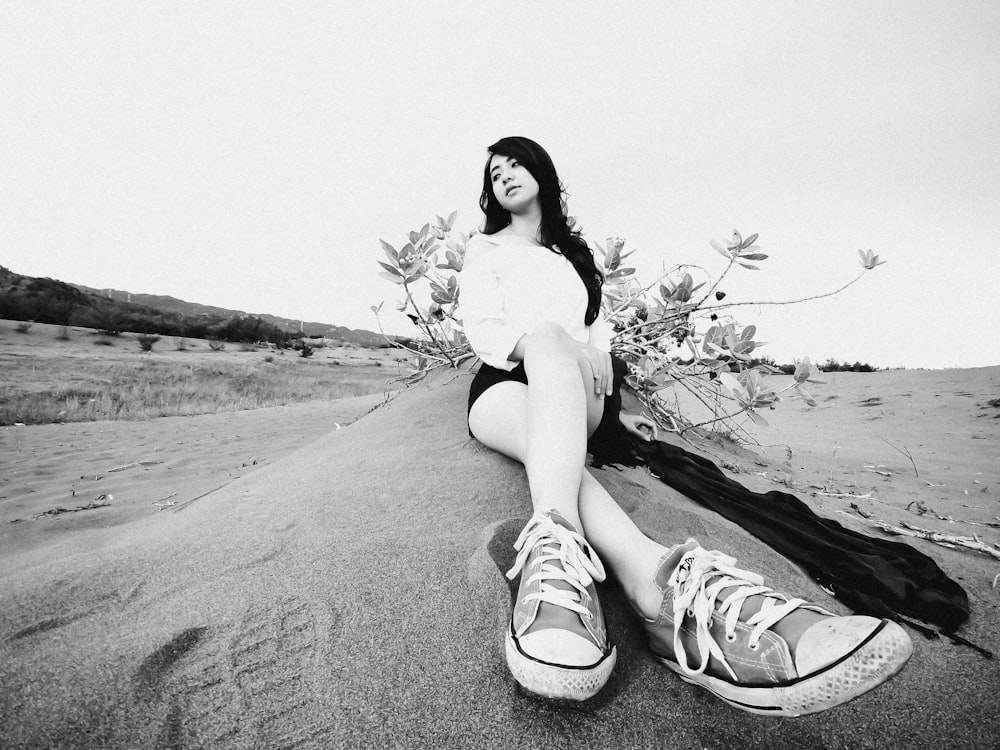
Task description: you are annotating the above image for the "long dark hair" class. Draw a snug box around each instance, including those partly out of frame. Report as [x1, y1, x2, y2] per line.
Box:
[479, 136, 603, 326]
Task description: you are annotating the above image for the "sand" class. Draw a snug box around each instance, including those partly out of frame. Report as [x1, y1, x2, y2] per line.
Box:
[1, 365, 998, 749]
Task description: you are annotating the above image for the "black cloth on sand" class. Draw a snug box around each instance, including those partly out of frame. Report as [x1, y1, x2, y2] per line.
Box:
[590, 358, 971, 633]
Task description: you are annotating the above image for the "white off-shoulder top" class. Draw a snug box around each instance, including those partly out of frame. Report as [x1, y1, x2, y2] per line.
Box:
[458, 233, 613, 371]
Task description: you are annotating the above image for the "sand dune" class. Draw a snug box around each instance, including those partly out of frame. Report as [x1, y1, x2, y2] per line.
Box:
[1, 366, 998, 749]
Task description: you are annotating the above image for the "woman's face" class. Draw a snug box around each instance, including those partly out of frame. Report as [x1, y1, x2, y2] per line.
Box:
[489, 154, 540, 215]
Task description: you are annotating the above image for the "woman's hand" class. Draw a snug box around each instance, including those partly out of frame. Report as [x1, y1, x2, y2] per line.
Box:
[619, 412, 658, 442]
[580, 344, 614, 397]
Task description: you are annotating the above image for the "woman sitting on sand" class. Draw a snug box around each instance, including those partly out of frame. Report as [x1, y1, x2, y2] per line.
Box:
[459, 135, 913, 716]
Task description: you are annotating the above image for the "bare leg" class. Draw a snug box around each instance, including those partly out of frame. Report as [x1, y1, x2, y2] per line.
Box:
[470, 322, 604, 531]
[470, 369, 821, 636]
[469, 356, 664, 617]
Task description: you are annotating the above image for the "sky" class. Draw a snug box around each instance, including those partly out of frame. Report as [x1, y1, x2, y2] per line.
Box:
[2, 1, 998, 369]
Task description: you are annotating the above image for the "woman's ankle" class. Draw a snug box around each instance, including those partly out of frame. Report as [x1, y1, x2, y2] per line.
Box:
[617, 541, 673, 620]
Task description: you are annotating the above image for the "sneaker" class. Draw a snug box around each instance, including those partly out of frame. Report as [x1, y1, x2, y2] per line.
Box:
[642, 540, 913, 717]
[504, 511, 617, 700]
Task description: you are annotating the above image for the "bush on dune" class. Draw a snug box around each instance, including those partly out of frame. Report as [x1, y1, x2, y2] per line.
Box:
[375, 213, 886, 439]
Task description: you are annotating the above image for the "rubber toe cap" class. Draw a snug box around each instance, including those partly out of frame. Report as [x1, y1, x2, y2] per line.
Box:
[518, 628, 604, 667]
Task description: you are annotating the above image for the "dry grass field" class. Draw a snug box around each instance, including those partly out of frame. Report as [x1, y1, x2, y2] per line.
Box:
[0, 319, 412, 425]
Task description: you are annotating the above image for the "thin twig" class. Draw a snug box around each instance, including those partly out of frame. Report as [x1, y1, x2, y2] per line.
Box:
[29, 494, 112, 520]
[701, 269, 867, 313]
[875, 521, 1000, 561]
[106, 460, 163, 473]
[881, 437, 919, 477]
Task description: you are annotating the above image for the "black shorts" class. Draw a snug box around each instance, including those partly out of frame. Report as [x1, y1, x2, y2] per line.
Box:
[466, 358, 632, 466]
[467, 362, 529, 417]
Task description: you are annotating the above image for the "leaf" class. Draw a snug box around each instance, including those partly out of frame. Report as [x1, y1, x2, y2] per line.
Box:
[735, 262, 760, 270]
[380, 240, 398, 262]
[378, 271, 404, 284]
[741, 325, 757, 340]
[370, 302, 384, 315]
[447, 210, 457, 226]
[795, 384, 818, 407]
[710, 239, 732, 258]
[377, 260, 403, 276]
[739, 253, 769, 261]
[858, 249, 886, 269]
[746, 409, 769, 427]
[718, 372, 746, 398]
[741, 233, 759, 248]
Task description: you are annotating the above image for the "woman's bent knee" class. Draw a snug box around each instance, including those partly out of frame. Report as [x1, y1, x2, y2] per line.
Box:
[521, 322, 578, 368]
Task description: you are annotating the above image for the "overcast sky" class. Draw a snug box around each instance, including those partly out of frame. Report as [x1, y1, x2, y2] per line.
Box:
[2, 1, 998, 368]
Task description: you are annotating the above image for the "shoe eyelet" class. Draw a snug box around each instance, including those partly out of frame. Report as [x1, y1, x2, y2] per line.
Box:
[686, 608, 695, 618]
[748, 641, 760, 651]
[725, 633, 737, 643]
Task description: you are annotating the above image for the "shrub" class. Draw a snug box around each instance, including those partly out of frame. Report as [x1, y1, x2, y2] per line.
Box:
[175, 337, 189, 351]
[208, 340, 226, 351]
[376, 214, 886, 436]
[136, 334, 160, 352]
[15, 322, 33, 334]
[264, 355, 274, 363]
[298, 344, 314, 358]
[56, 325, 71, 341]
[87, 307, 125, 336]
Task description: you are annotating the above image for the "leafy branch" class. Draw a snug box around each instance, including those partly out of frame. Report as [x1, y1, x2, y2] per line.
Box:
[376, 215, 885, 438]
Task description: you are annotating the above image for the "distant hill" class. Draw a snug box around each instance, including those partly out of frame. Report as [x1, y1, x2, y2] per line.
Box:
[71, 283, 387, 346]
[0, 265, 388, 347]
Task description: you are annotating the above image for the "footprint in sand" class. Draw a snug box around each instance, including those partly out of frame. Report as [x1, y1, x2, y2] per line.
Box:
[134, 596, 339, 748]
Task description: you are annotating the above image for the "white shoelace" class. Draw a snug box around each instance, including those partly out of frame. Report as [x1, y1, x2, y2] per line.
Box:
[506, 514, 607, 618]
[671, 547, 806, 680]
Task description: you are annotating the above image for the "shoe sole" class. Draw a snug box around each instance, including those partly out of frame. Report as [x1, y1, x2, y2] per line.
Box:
[656, 619, 913, 717]
[505, 630, 617, 701]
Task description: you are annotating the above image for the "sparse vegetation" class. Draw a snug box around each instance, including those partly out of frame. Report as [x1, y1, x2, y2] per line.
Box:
[819, 358, 878, 373]
[208, 340, 226, 351]
[136, 334, 161, 352]
[15, 322, 33, 334]
[0, 346, 393, 425]
[175, 337, 189, 351]
[55, 325, 71, 341]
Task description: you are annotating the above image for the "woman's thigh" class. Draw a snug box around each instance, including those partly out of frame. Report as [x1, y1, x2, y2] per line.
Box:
[468, 372, 605, 462]
[468, 381, 529, 462]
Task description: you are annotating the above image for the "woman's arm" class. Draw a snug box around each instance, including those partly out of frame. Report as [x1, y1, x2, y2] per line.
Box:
[459, 237, 525, 371]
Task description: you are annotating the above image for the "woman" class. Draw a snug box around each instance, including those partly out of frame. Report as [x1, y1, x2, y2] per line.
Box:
[460, 136, 912, 715]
